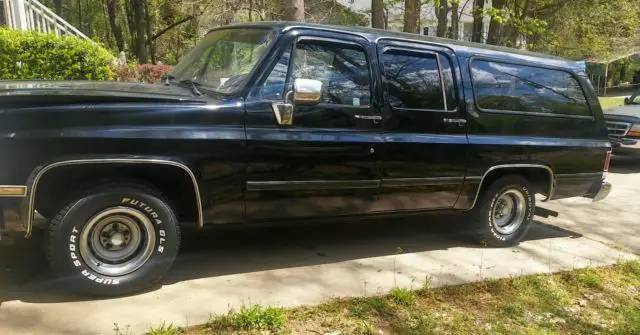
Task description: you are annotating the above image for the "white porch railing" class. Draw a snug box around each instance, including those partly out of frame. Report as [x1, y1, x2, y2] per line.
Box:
[1, 0, 90, 40]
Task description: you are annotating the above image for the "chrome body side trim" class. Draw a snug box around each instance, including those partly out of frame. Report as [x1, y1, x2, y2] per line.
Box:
[23, 158, 203, 237]
[555, 172, 604, 179]
[247, 180, 380, 191]
[469, 164, 555, 209]
[381, 177, 464, 187]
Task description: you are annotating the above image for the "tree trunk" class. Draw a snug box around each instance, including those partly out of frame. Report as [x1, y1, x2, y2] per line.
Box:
[143, 0, 155, 64]
[450, 0, 459, 39]
[128, 0, 149, 63]
[403, 0, 420, 33]
[435, 0, 449, 37]
[53, 0, 63, 16]
[78, 0, 83, 31]
[472, 0, 485, 42]
[284, 0, 304, 21]
[371, 0, 384, 29]
[486, 0, 505, 45]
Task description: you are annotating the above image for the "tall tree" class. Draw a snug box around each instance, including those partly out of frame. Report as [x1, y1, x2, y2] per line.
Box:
[403, 0, 420, 33]
[471, 0, 484, 42]
[371, 0, 385, 28]
[450, 0, 460, 39]
[284, 0, 304, 21]
[486, 0, 505, 45]
[435, 0, 449, 37]
[127, 0, 149, 63]
[106, 0, 125, 52]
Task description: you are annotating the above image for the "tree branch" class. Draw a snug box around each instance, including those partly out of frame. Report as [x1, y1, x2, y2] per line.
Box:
[149, 14, 201, 43]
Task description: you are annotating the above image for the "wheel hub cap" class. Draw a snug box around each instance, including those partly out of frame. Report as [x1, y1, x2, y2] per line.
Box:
[79, 207, 156, 277]
[490, 189, 527, 235]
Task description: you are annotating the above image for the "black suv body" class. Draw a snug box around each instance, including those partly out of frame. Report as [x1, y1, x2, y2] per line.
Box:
[0, 22, 611, 296]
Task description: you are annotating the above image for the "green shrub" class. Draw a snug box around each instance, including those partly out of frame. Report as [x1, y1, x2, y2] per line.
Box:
[0, 28, 113, 80]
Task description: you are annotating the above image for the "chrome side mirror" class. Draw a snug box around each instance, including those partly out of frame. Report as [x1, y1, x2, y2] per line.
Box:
[292, 78, 323, 105]
[272, 78, 323, 126]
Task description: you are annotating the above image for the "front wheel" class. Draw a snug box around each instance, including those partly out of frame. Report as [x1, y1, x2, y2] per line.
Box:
[46, 183, 180, 296]
[470, 175, 535, 247]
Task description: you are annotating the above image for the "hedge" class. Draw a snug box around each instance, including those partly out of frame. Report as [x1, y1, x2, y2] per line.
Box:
[0, 29, 113, 80]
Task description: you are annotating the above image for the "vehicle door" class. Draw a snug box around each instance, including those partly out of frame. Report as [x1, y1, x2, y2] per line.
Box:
[375, 40, 468, 212]
[244, 30, 383, 221]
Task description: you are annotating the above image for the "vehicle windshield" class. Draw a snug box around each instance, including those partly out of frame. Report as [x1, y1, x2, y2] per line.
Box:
[169, 28, 276, 94]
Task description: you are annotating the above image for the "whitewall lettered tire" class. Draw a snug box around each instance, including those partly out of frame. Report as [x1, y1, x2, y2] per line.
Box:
[46, 183, 180, 296]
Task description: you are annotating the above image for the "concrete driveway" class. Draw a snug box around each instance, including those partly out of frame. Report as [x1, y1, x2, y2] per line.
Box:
[1, 157, 639, 335]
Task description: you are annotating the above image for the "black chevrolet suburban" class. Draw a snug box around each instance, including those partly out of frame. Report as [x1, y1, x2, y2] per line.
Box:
[0, 22, 611, 296]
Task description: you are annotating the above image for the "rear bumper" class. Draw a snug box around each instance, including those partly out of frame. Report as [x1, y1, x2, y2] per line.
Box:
[611, 137, 640, 155]
[585, 181, 612, 202]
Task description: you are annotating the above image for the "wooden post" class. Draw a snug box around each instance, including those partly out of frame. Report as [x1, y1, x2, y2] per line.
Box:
[10, 0, 28, 30]
[604, 63, 609, 96]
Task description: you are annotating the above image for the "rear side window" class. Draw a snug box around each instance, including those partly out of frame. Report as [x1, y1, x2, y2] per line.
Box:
[471, 60, 591, 117]
[382, 49, 456, 111]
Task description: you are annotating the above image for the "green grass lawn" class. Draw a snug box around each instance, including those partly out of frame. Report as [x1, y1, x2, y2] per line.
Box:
[599, 96, 626, 110]
[153, 261, 640, 335]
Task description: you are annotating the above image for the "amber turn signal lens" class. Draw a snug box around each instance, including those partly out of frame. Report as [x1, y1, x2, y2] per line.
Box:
[626, 130, 640, 137]
[0, 186, 27, 196]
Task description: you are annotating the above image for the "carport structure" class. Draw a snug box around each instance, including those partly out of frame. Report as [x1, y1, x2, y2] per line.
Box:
[586, 46, 640, 96]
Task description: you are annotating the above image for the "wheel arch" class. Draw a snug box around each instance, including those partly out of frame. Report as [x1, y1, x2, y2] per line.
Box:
[469, 164, 555, 210]
[22, 157, 203, 237]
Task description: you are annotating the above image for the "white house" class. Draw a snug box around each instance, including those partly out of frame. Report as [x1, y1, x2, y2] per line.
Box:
[339, 0, 492, 42]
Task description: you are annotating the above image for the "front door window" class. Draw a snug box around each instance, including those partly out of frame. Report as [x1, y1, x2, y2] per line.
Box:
[291, 42, 371, 107]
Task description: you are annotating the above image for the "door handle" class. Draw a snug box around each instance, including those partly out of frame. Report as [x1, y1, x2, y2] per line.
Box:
[355, 115, 382, 124]
[443, 118, 467, 127]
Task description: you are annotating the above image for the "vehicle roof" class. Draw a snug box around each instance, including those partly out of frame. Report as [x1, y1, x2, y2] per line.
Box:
[215, 22, 584, 73]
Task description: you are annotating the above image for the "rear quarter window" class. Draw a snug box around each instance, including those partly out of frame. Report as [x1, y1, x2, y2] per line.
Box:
[471, 60, 591, 117]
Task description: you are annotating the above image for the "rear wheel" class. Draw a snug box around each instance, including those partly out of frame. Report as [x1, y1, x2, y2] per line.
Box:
[46, 183, 180, 296]
[470, 175, 535, 247]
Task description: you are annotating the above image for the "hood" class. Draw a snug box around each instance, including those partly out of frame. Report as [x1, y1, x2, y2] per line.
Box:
[604, 104, 640, 123]
[0, 80, 206, 106]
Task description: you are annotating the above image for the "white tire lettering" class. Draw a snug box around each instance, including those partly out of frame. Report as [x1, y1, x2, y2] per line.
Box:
[70, 235, 76, 243]
[158, 245, 164, 253]
[73, 260, 82, 267]
[69, 244, 75, 251]
[159, 230, 166, 237]
[121, 197, 130, 204]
